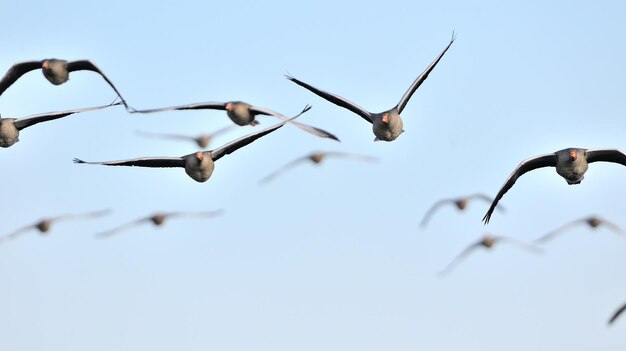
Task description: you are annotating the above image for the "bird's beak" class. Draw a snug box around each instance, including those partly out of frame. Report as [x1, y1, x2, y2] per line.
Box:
[381, 114, 389, 124]
[42, 60, 49, 69]
[195, 151, 204, 161]
[569, 150, 577, 160]
[225, 102, 232, 111]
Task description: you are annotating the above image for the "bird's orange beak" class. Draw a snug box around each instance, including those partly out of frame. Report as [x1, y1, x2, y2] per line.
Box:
[196, 151, 204, 161]
[569, 150, 577, 160]
[225, 102, 232, 111]
[381, 113, 389, 124]
[42, 60, 49, 69]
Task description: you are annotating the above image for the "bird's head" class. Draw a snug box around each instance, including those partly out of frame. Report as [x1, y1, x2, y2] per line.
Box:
[225, 102, 233, 111]
[381, 113, 390, 124]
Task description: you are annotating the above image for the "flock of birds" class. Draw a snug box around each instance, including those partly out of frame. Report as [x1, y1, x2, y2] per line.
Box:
[2, 33, 625, 327]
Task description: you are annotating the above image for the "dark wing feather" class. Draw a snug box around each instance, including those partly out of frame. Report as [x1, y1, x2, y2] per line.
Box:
[73, 156, 185, 168]
[586, 149, 626, 167]
[483, 154, 557, 224]
[286, 74, 373, 123]
[0, 61, 42, 96]
[396, 33, 456, 113]
[250, 105, 340, 141]
[64, 60, 130, 109]
[130, 101, 227, 114]
[211, 109, 305, 162]
[467, 193, 506, 212]
[609, 302, 626, 325]
[14, 102, 121, 130]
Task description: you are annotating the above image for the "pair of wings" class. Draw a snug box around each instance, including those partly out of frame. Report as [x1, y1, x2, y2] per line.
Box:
[438, 236, 542, 276]
[97, 210, 224, 237]
[286, 34, 456, 124]
[0, 59, 129, 108]
[258, 151, 378, 184]
[132, 101, 339, 141]
[534, 217, 625, 244]
[483, 149, 626, 224]
[74, 107, 309, 168]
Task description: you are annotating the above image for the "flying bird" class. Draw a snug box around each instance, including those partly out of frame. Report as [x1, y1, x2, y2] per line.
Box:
[609, 302, 626, 326]
[0, 209, 110, 244]
[286, 34, 455, 141]
[0, 102, 122, 148]
[483, 148, 626, 224]
[420, 193, 504, 228]
[74, 106, 310, 182]
[135, 125, 237, 148]
[534, 216, 625, 244]
[0, 59, 130, 109]
[259, 151, 378, 184]
[438, 234, 542, 276]
[96, 210, 224, 238]
[131, 100, 339, 141]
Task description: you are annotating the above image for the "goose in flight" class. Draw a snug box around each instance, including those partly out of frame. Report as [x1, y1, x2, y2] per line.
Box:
[259, 150, 377, 184]
[0, 59, 130, 109]
[0, 102, 122, 148]
[483, 148, 626, 224]
[131, 100, 339, 141]
[438, 234, 541, 276]
[0, 209, 110, 244]
[533, 215, 625, 244]
[97, 210, 224, 238]
[286, 34, 455, 141]
[420, 193, 503, 228]
[74, 106, 309, 182]
[135, 125, 237, 148]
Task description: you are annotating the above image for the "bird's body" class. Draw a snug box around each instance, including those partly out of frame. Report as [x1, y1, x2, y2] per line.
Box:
[483, 148, 626, 223]
[286, 34, 454, 142]
[0, 103, 122, 148]
[74, 107, 310, 182]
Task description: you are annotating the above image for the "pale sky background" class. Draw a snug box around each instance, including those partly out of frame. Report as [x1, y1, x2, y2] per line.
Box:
[1, 1, 626, 350]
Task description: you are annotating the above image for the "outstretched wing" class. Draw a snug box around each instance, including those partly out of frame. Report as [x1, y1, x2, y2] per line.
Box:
[483, 153, 557, 224]
[533, 219, 584, 244]
[73, 156, 185, 168]
[496, 236, 543, 254]
[0, 60, 42, 96]
[14, 102, 122, 130]
[396, 33, 456, 113]
[96, 218, 151, 238]
[211, 107, 306, 162]
[438, 241, 483, 276]
[130, 101, 227, 114]
[51, 209, 112, 222]
[586, 149, 626, 167]
[419, 198, 455, 228]
[64, 60, 130, 109]
[258, 156, 311, 184]
[286, 74, 373, 123]
[609, 302, 626, 325]
[251, 105, 340, 141]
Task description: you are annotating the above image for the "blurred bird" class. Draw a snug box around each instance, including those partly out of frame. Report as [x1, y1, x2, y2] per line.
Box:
[438, 234, 542, 276]
[483, 148, 626, 224]
[420, 193, 504, 228]
[74, 106, 309, 182]
[533, 216, 625, 244]
[135, 125, 237, 148]
[259, 151, 378, 184]
[0, 209, 110, 244]
[609, 302, 626, 326]
[131, 100, 339, 141]
[0, 59, 130, 109]
[286, 34, 455, 142]
[96, 210, 224, 238]
[0, 102, 122, 148]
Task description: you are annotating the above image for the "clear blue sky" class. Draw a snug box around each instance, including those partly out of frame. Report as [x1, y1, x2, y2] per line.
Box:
[1, 1, 626, 350]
